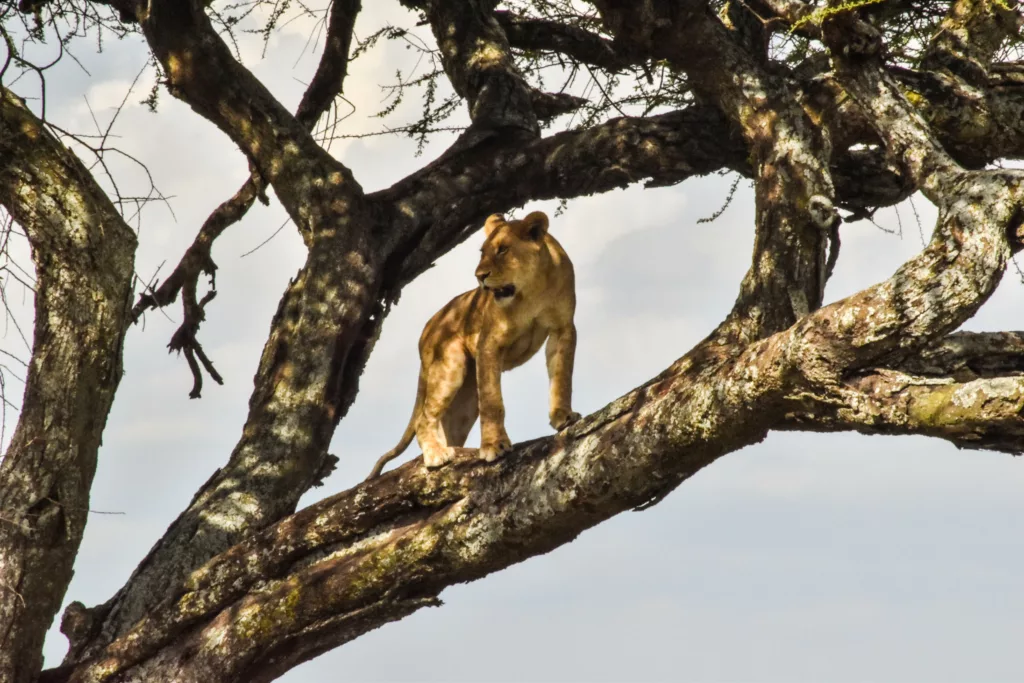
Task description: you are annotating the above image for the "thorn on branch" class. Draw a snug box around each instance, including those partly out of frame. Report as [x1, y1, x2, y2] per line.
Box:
[821, 9, 883, 61]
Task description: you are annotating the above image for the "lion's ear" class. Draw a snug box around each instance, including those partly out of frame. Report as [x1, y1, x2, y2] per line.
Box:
[483, 214, 506, 237]
[522, 211, 549, 240]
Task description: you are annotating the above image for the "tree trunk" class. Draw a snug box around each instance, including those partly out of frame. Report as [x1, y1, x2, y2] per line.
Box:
[0, 87, 138, 683]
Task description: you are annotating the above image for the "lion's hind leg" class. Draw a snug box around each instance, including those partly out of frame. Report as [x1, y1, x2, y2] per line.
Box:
[441, 368, 479, 450]
[417, 341, 469, 469]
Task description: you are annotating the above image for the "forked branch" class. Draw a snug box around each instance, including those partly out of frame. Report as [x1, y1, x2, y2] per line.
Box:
[132, 0, 363, 396]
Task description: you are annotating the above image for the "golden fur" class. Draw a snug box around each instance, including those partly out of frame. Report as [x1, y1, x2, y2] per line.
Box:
[368, 210, 579, 478]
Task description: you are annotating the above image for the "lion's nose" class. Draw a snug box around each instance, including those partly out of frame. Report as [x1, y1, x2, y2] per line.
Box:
[476, 269, 489, 283]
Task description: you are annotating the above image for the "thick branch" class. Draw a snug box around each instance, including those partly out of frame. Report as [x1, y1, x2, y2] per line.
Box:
[71, 100, 738, 666]
[131, 0, 363, 394]
[55, 4, 1024, 672]
[0, 87, 137, 683]
[921, 0, 1024, 85]
[65, 0, 379, 662]
[594, 0, 838, 344]
[50, 322, 792, 683]
[43, 108, 1024, 683]
[52, 169, 1024, 680]
[783, 371, 1024, 455]
[895, 331, 1024, 378]
[69, 213, 384, 663]
[370, 105, 749, 294]
[124, 0, 363, 237]
[783, 335, 1024, 456]
[420, 0, 539, 133]
[823, 12, 960, 200]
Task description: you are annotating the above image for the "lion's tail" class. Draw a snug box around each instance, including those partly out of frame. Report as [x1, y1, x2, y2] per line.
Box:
[366, 376, 425, 479]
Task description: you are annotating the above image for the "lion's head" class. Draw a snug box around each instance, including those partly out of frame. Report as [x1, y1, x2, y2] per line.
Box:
[475, 211, 552, 305]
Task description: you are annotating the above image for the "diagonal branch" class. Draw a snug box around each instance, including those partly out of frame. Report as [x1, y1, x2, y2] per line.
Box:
[369, 105, 749, 296]
[46, 312, 796, 683]
[61, 0, 385, 665]
[130, 0, 363, 397]
[593, 0, 839, 345]
[823, 11, 960, 201]
[769, 12, 1024, 392]
[45, 185, 1024, 682]
[417, 0, 540, 134]
[294, 0, 363, 128]
[53, 4, 1023, 673]
[784, 335, 1024, 458]
[121, 0, 364, 234]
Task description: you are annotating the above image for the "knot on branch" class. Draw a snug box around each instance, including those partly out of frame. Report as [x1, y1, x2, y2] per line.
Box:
[59, 600, 109, 658]
[822, 13, 882, 61]
[132, 249, 217, 323]
[310, 452, 341, 488]
[808, 194, 839, 231]
[59, 601, 94, 647]
[530, 90, 588, 121]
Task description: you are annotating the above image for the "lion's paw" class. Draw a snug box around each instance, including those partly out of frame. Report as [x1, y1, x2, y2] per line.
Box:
[479, 436, 512, 463]
[550, 409, 582, 431]
[423, 446, 456, 469]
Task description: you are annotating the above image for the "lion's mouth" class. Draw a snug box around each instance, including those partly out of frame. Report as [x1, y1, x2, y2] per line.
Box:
[487, 284, 516, 300]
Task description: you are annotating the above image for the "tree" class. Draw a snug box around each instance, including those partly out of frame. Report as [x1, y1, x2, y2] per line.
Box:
[1, 0, 1023, 681]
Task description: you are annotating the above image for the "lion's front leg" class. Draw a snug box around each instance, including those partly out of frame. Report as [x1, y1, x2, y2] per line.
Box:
[477, 343, 512, 462]
[546, 323, 581, 430]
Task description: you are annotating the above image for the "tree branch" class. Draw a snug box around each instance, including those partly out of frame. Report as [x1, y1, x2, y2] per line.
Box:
[921, 0, 1023, 85]
[40, 4, 1024, 676]
[782, 371, 1024, 455]
[119, 0, 363, 236]
[892, 331, 1024, 378]
[63, 0, 384, 663]
[47, 318, 797, 683]
[49, 171, 1024, 680]
[130, 0, 363, 396]
[419, 0, 540, 134]
[369, 105, 749, 295]
[593, 0, 838, 346]
[495, 9, 638, 72]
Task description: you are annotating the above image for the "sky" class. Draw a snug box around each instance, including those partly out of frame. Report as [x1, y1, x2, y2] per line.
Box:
[2, 3, 1024, 682]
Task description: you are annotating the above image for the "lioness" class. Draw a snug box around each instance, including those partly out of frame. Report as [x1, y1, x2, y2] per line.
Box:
[368, 210, 580, 478]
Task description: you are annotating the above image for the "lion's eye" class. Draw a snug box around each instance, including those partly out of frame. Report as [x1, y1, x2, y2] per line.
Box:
[496, 245, 509, 256]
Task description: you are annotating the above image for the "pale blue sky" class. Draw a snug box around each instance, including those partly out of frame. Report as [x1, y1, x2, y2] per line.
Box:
[2, 3, 1022, 681]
